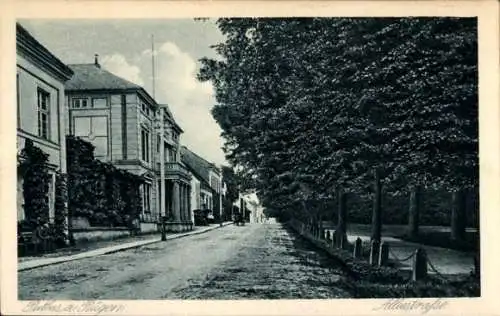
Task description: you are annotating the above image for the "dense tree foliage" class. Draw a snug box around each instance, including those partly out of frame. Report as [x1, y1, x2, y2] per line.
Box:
[221, 166, 240, 203]
[17, 140, 69, 247]
[199, 18, 478, 223]
[66, 135, 143, 228]
[18, 139, 51, 227]
[221, 165, 240, 220]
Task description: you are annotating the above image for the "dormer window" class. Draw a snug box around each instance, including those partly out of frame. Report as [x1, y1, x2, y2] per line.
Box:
[72, 98, 88, 109]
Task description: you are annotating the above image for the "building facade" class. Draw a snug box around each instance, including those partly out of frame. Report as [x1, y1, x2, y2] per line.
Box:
[181, 146, 225, 222]
[156, 104, 193, 232]
[16, 23, 74, 225]
[233, 193, 263, 223]
[188, 173, 201, 224]
[64, 58, 192, 232]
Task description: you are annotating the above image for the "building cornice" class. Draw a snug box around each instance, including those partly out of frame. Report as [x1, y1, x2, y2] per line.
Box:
[16, 23, 73, 82]
[66, 87, 161, 113]
[158, 104, 183, 134]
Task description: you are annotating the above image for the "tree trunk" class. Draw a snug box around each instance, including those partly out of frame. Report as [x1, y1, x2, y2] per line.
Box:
[337, 190, 347, 246]
[408, 185, 421, 239]
[371, 168, 382, 242]
[451, 189, 467, 244]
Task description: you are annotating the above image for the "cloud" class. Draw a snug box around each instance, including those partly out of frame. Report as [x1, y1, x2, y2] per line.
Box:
[100, 54, 145, 86]
[102, 43, 225, 166]
[142, 42, 224, 166]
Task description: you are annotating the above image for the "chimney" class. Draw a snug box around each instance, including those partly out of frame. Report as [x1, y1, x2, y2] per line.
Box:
[94, 54, 100, 68]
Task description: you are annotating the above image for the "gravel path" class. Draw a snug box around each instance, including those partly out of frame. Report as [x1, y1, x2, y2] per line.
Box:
[18, 223, 352, 300]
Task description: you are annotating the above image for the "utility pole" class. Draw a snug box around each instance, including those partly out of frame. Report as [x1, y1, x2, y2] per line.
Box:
[152, 35, 166, 241]
[151, 34, 156, 100]
[160, 107, 166, 241]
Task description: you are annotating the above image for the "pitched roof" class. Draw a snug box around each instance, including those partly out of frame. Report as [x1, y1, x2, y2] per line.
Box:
[65, 63, 142, 91]
[158, 104, 183, 133]
[180, 146, 219, 186]
[16, 23, 74, 82]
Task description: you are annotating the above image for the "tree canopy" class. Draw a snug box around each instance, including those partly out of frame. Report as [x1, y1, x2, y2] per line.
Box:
[199, 18, 478, 219]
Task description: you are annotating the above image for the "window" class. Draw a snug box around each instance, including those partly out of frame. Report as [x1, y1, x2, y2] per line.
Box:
[37, 88, 50, 139]
[92, 98, 107, 108]
[142, 183, 152, 214]
[164, 143, 170, 162]
[156, 135, 161, 153]
[74, 116, 109, 157]
[141, 127, 150, 162]
[72, 98, 88, 108]
[140, 101, 151, 117]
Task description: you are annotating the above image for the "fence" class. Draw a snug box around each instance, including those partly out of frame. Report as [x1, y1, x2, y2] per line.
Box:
[289, 219, 479, 282]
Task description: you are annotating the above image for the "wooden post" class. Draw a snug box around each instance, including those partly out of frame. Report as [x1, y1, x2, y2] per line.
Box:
[353, 237, 362, 259]
[369, 239, 380, 265]
[451, 189, 467, 245]
[378, 241, 389, 266]
[408, 185, 421, 239]
[337, 190, 347, 247]
[412, 248, 428, 281]
[371, 168, 382, 243]
[474, 252, 480, 278]
[326, 230, 331, 242]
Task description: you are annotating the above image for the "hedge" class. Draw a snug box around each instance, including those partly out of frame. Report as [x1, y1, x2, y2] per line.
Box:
[66, 135, 144, 228]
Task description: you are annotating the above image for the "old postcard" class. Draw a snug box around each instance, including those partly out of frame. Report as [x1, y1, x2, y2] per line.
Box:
[1, 0, 499, 315]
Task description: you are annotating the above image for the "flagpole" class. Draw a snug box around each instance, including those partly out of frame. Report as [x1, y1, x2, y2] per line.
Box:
[151, 34, 156, 99]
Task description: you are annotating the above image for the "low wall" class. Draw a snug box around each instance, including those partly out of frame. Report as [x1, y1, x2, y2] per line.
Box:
[165, 221, 194, 233]
[71, 217, 91, 229]
[140, 222, 159, 233]
[72, 227, 130, 244]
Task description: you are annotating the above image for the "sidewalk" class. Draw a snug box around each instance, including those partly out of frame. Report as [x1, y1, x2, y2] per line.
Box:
[18, 222, 233, 272]
[322, 226, 475, 275]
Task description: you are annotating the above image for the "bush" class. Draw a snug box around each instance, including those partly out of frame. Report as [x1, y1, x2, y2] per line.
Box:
[66, 135, 143, 227]
[340, 276, 480, 298]
[18, 139, 51, 226]
[53, 172, 69, 246]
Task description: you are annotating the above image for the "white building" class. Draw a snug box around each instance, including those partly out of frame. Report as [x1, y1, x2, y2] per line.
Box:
[233, 192, 264, 223]
[181, 146, 225, 222]
[16, 23, 74, 227]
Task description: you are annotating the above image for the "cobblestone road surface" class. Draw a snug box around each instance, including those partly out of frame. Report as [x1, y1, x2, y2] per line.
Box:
[18, 223, 352, 299]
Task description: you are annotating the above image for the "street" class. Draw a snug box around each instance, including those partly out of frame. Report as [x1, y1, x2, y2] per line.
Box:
[18, 223, 351, 300]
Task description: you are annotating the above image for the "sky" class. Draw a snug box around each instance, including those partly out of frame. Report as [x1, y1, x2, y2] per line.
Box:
[19, 19, 228, 166]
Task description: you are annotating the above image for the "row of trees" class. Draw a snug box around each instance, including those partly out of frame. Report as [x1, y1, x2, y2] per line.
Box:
[198, 18, 478, 241]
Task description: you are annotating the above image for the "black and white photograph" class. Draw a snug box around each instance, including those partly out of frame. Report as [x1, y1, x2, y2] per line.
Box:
[1, 1, 499, 315]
